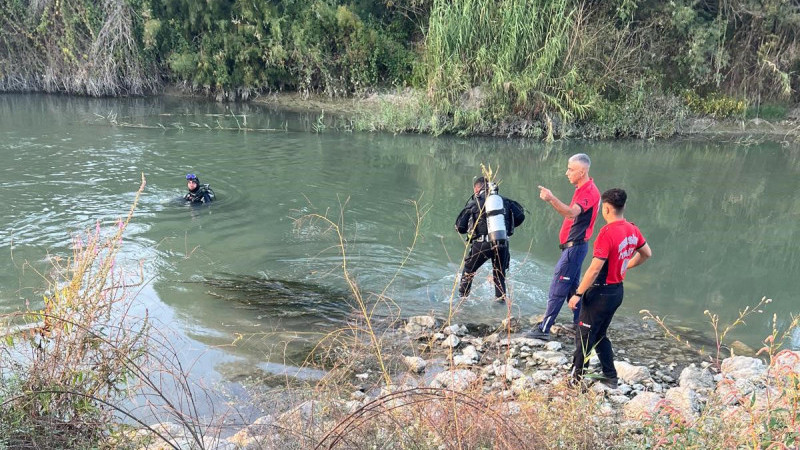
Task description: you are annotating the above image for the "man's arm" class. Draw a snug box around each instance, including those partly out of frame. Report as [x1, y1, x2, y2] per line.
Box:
[538, 186, 581, 219]
[626, 243, 652, 270]
[568, 257, 605, 310]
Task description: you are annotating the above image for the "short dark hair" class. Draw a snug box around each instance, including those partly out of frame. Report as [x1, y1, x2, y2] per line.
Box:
[601, 188, 627, 211]
[473, 176, 486, 188]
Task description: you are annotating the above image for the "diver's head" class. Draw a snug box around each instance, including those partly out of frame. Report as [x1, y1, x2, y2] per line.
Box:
[473, 176, 486, 196]
[186, 173, 200, 192]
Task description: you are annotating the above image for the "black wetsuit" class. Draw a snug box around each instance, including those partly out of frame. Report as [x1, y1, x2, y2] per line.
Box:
[185, 184, 214, 204]
[455, 193, 524, 300]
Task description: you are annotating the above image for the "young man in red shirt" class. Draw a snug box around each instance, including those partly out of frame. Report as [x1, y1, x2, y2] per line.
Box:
[567, 188, 652, 388]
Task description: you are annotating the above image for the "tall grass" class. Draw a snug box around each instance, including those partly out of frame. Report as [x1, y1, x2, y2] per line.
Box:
[422, 0, 593, 129]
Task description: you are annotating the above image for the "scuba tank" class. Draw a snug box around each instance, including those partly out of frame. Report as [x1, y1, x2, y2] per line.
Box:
[485, 182, 507, 242]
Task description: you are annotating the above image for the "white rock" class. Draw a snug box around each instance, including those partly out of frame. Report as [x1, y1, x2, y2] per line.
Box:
[530, 369, 557, 384]
[623, 392, 663, 421]
[431, 369, 478, 391]
[664, 386, 700, 419]
[494, 363, 524, 381]
[511, 337, 547, 348]
[544, 341, 563, 352]
[453, 354, 474, 366]
[721, 356, 765, 380]
[609, 395, 630, 405]
[462, 345, 480, 362]
[771, 350, 800, 377]
[615, 361, 652, 384]
[511, 376, 536, 394]
[408, 315, 437, 328]
[679, 364, 715, 392]
[531, 351, 568, 367]
[441, 335, 461, 349]
[404, 356, 427, 374]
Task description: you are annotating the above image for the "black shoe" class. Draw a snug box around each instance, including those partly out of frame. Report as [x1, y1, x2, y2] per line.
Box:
[524, 328, 550, 341]
[597, 377, 619, 389]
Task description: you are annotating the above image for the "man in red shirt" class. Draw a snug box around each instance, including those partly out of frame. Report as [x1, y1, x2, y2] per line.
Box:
[567, 188, 652, 388]
[526, 153, 600, 340]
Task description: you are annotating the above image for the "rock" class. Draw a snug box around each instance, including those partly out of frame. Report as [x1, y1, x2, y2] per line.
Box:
[615, 361, 652, 384]
[441, 335, 461, 349]
[453, 354, 474, 366]
[623, 392, 663, 421]
[511, 376, 536, 394]
[511, 337, 547, 348]
[277, 400, 323, 429]
[771, 350, 800, 377]
[728, 340, 756, 357]
[544, 341, 563, 352]
[405, 315, 437, 335]
[404, 356, 427, 374]
[609, 395, 630, 405]
[408, 315, 436, 328]
[493, 363, 524, 381]
[462, 345, 480, 362]
[715, 377, 760, 405]
[720, 356, 765, 380]
[530, 369, 557, 384]
[433, 332, 446, 340]
[679, 364, 715, 392]
[501, 317, 521, 331]
[443, 324, 468, 336]
[431, 369, 478, 391]
[531, 351, 568, 367]
[664, 386, 700, 420]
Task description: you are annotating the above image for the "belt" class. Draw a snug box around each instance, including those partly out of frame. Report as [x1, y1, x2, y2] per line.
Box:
[472, 235, 507, 244]
[592, 282, 623, 287]
[559, 240, 585, 250]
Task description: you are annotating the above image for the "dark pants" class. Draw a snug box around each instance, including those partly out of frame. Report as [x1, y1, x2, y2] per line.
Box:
[459, 239, 510, 300]
[539, 243, 587, 333]
[571, 283, 623, 381]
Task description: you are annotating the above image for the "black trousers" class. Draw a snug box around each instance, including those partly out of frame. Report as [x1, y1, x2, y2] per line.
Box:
[572, 283, 623, 381]
[458, 239, 510, 300]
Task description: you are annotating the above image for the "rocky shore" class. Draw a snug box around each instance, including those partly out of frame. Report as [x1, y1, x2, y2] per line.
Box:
[130, 314, 799, 449]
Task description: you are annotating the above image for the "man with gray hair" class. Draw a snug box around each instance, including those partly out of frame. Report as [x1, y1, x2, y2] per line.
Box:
[526, 153, 600, 340]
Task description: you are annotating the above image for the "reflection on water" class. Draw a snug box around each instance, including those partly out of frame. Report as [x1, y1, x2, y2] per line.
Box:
[1, 94, 798, 391]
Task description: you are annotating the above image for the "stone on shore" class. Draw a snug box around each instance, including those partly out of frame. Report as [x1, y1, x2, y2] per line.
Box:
[623, 392, 663, 421]
[431, 369, 478, 391]
[404, 356, 427, 374]
[405, 315, 437, 335]
[678, 364, 715, 392]
[614, 361, 652, 384]
[720, 356, 765, 380]
[664, 386, 701, 420]
[771, 350, 800, 377]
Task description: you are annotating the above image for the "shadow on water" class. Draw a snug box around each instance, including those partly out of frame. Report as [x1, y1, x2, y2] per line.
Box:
[193, 273, 355, 324]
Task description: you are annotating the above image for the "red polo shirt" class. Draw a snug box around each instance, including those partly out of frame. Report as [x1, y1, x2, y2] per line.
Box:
[558, 178, 600, 244]
[593, 219, 646, 284]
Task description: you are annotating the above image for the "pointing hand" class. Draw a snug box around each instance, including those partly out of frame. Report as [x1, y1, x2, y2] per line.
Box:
[538, 185, 552, 201]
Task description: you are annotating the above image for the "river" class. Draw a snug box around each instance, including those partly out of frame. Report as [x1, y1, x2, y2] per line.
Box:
[1, 93, 798, 389]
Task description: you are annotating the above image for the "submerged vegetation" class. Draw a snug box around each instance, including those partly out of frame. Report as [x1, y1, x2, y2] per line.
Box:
[0, 0, 799, 136]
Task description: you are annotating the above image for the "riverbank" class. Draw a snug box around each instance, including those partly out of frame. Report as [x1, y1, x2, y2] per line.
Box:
[125, 312, 800, 449]
[235, 89, 800, 141]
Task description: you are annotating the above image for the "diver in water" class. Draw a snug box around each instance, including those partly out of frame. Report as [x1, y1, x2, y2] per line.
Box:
[455, 176, 525, 302]
[184, 173, 215, 204]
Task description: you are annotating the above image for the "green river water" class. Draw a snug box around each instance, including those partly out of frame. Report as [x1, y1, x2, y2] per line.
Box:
[1, 94, 798, 388]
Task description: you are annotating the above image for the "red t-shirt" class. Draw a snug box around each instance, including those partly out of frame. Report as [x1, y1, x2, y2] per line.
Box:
[558, 178, 600, 244]
[593, 220, 646, 284]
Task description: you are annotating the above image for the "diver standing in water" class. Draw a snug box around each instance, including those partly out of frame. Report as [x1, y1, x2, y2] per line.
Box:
[184, 173, 215, 204]
[455, 176, 525, 303]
